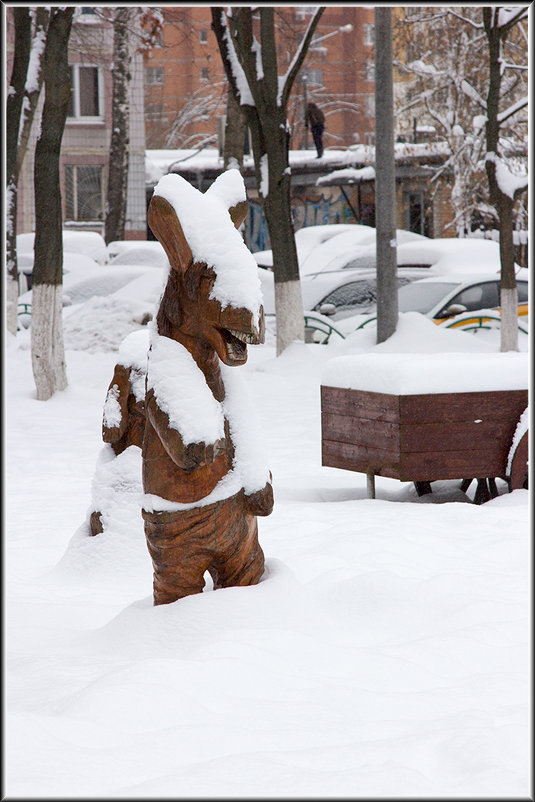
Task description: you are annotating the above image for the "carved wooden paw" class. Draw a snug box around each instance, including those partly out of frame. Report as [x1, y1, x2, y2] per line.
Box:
[244, 482, 274, 516]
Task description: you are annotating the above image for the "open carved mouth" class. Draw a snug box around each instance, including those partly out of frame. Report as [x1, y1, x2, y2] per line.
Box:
[222, 328, 258, 362]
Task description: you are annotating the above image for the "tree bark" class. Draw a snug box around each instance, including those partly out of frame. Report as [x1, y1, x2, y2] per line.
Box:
[6, 8, 32, 336]
[374, 7, 398, 343]
[31, 7, 73, 400]
[223, 86, 247, 170]
[483, 8, 519, 353]
[104, 7, 132, 244]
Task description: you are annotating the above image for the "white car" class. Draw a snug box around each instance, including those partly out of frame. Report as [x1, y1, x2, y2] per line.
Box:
[107, 240, 169, 268]
[17, 263, 160, 328]
[16, 230, 108, 265]
[253, 223, 361, 270]
[335, 270, 529, 336]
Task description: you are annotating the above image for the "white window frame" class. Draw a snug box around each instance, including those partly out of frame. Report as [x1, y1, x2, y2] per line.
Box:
[365, 60, 375, 82]
[67, 64, 104, 121]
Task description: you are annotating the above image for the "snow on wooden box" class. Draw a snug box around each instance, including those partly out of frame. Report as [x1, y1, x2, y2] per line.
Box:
[321, 353, 528, 484]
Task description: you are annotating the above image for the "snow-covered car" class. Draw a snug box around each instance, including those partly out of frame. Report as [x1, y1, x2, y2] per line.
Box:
[335, 270, 529, 336]
[326, 236, 510, 277]
[17, 263, 160, 328]
[299, 226, 427, 276]
[107, 240, 169, 268]
[16, 230, 108, 265]
[253, 223, 362, 270]
[16, 252, 103, 294]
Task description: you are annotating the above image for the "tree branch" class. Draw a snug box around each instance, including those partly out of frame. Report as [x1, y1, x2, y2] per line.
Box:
[279, 7, 325, 108]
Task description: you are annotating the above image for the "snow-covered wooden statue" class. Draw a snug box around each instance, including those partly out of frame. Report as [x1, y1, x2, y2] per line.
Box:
[89, 329, 149, 537]
[142, 170, 273, 605]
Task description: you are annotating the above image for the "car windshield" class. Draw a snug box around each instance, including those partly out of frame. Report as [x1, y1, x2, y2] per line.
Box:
[316, 276, 414, 317]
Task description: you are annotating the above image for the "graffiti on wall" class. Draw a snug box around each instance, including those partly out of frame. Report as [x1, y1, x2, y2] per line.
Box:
[245, 190, 352, 253]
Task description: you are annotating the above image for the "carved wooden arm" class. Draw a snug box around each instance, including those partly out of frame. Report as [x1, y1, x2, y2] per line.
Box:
[145, 388, 226, 470]
[102, 365, 130, 444]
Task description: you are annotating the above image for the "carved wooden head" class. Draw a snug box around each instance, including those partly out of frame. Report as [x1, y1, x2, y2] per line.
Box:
[147, 180, 264, 367]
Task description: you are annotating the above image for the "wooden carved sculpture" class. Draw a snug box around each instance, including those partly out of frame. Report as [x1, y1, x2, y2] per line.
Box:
[89, 329, 148, 537]
[142, 171, 273, 605]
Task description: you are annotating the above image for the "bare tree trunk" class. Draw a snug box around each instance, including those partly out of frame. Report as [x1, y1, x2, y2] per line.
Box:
[6, 8, 32, 336]
[212, 6, 324, 354]
[375, 7, 398, 343]
[31, 7, 73, 400]
[104, 7, 131, 244]
[483, 8, 519, 353]
[223, 86, 247, 170]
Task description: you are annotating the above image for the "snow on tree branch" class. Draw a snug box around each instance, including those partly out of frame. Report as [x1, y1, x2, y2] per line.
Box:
[447, 9, 484, 29]
[486, 151, 528, 199]
[497, 95, 528, 124]
[460, 79, 487, 109]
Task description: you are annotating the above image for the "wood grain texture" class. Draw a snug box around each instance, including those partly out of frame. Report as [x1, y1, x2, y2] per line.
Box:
[321, 385, 528, 489]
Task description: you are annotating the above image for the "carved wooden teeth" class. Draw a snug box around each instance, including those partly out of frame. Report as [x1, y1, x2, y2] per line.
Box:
[228, 329, 256, 344]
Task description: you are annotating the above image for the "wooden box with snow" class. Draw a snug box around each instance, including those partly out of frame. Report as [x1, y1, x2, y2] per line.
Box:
[320, 353, 528, 502]
[141, 170, 273, 605]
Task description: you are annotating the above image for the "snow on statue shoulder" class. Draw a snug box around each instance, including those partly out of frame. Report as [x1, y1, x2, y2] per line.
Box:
[142, 170, 273, 605]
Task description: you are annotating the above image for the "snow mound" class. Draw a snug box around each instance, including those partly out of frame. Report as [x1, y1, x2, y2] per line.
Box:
[63, 296, 151, 353]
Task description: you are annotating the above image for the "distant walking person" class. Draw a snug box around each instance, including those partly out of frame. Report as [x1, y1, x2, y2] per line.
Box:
[306, 102, 325, 158]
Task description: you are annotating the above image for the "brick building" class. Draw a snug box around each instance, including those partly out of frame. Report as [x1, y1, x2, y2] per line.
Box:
[6, 6, 147, 239]
[143, 6, 376, 151]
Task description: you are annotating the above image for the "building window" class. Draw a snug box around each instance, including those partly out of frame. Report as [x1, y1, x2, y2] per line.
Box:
[364, 23, 375, 46]
[68, 65, 102, 119]
[365, 94, 375, 117]
[200, 66, 209, 81]
[405, 191, 426, 235]
[302, 68, 323, 86]
[145, 66, 164, 85]
[365, 60, 375, 82]
[200, 29, 208, 44]
[64, 165, 104, 221]
[364, 132, 375, 145]
[146, 102, 165, 120]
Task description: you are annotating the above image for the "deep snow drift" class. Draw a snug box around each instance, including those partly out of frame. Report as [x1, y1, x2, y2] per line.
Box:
[5, 310, 530, 799]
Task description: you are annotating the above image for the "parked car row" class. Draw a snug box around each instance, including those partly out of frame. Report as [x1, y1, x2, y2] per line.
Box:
[15, 224, 529, 344]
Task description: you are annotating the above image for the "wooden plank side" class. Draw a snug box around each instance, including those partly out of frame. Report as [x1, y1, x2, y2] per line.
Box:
[321, 412, 400, 450]
[399, 419, 513, 453]
[321, 386, 399, 423]
[400, 389, 528, 424]
[322, 439, 401, 478]
[399, 448, 508, 481]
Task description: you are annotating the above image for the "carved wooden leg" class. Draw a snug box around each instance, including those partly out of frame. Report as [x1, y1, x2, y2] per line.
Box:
[460, 478, 473, 494]
[487, 477, 498, 498]
[366, 472, 375, 499]
[209, 503, 264, 590]
[142, 507, 214, 605]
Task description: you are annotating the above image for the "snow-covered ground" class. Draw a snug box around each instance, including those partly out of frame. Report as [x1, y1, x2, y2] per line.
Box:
[5, 309, 531, 798]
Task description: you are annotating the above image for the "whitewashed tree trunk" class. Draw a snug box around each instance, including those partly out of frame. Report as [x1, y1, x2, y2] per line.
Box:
[6, 275, 19, 337]
[500, 287, 519, 353]
[274, 280, 305, 354]
[30, 284, 67, 400]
